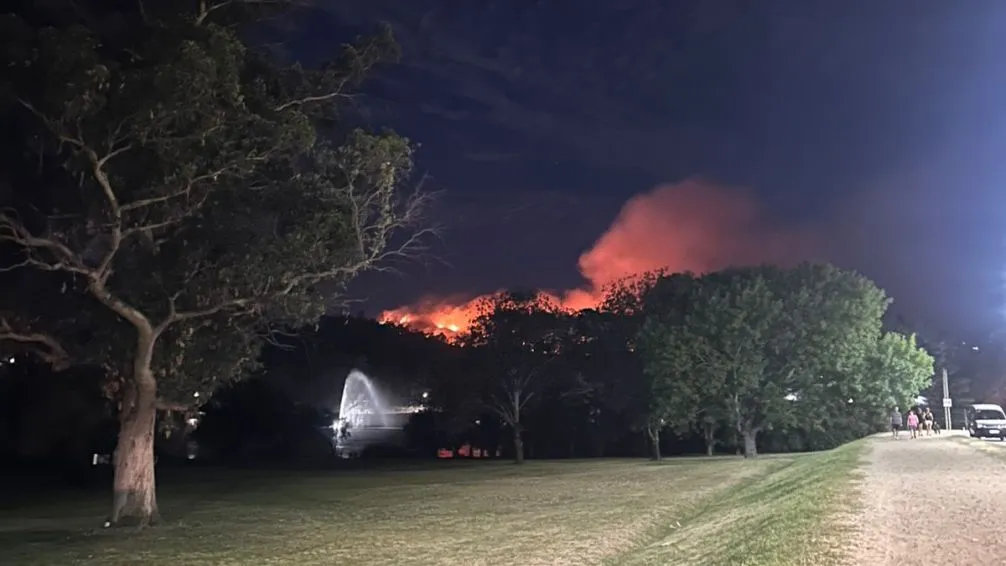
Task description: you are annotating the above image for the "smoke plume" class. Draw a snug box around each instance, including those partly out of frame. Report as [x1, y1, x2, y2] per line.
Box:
[381, 178, 817, 335]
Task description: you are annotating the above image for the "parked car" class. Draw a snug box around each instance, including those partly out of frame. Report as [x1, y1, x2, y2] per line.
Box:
[966, 403, 1006, 440]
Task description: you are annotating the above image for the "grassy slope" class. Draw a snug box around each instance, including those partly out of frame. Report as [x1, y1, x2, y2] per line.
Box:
[0, 445, 864, 566]
[612, 442, 864, 565]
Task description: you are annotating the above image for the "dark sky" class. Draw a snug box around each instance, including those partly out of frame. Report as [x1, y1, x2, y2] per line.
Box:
[280, 1, 1006, 337]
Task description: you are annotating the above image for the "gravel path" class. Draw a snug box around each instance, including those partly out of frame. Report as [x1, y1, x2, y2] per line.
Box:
[847, 433, 1006, 564]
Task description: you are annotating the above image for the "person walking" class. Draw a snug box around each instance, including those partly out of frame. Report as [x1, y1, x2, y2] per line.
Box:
[907, 409, 920, 439]
[923, 407, 935, 435]
[890, 406, 903, 439]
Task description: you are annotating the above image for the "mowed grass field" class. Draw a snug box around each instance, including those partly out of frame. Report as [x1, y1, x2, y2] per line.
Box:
[0, 443, 864, 566]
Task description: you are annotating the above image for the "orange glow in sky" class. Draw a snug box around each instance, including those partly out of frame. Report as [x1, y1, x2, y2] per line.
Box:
[380, 179, 816, 336]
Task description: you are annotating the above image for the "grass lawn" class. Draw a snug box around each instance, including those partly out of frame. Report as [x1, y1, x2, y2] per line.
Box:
[0, 444, 864, 566]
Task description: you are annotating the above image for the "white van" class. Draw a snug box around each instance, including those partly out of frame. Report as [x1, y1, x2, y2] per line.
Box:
[967, 404, 1006, 440]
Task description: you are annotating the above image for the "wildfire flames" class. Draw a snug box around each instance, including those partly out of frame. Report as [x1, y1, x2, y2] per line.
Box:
[380, 298, 478, 337]
[380, 179, 817, 337]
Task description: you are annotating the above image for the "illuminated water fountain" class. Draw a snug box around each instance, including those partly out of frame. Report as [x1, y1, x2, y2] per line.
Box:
[338, 369, 391, 429]
[334, 370, 420, 458]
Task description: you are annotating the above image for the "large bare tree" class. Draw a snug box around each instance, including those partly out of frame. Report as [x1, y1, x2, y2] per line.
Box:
[0, 2, 430, 525]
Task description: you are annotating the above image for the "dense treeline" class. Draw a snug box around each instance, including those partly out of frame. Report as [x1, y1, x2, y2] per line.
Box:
[0, 262, 990, 482]
[420, 264, 934, 462]
[191, 264, 938, 462]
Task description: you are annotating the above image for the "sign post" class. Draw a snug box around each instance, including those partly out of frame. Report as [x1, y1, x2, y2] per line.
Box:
[941, 367, 952, 430]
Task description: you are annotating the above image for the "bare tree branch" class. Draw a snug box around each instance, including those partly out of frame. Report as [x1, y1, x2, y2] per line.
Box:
[155, 399, 190, 412]
[274, 86, 354, 112]
[165, 298, 255, 326]
[273, 26, 388, 112]
[158, 179, 435, 328]
[18, 97, 235, 248]
[559, 372, 595, 400]
[0, 316, 70, 370]
[9, 97, 249, 333]
[12, 98, 126, 282]
[260, 327, 299, 350]
[194, 0, 302, 26]
[0, 209, 95, 277]
[119, 165, 230, 215]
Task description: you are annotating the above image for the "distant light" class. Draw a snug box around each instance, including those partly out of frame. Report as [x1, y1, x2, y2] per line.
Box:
[421, 392, 429, 399]
[847, 398, 854, 404]
[973, 346, 980, 351]
[475, 419, 481, 425]
[186, 418, 199, 427]
[193, 392, 200, 398]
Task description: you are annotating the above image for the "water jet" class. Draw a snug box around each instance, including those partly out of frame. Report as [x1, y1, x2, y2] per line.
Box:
[333, 370, 399, 457]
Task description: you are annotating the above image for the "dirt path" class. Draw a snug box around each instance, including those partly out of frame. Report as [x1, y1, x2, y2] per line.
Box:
[847, 433, 1006, 564]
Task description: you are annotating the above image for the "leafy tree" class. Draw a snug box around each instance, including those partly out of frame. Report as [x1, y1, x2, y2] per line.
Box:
[632, 272, 704, 459]
[463, 291, 565, 464]
[0, 3, 429, 524]
[892, 319, 974, 414]
[869, 332, 935, 415]
[642, 319, 726, 456]
[778, 331, 932, 450]
[641, 264, 890, 458]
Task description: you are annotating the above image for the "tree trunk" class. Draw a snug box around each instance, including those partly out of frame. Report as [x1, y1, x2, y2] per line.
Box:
[109, 333, 160, 527]
[513, 426, 524, 465]
[703, 422, 716, 457]
[648, 426, 661, 460]
[742, 428, 758, 459]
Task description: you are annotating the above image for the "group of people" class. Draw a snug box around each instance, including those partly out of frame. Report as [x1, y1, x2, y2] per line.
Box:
[889, 406, 940, 439]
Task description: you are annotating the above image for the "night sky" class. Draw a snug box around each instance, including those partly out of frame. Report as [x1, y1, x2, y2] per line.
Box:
[282, 1, 1006, 337]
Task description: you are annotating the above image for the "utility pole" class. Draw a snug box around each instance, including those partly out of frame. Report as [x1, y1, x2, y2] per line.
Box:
[941, 367, 952, 430]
